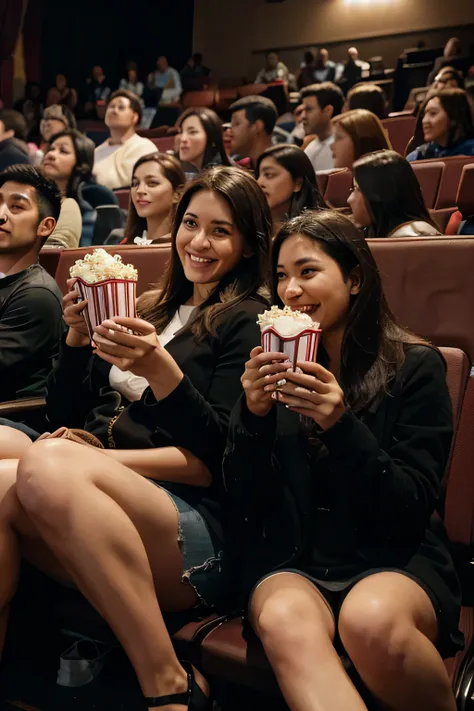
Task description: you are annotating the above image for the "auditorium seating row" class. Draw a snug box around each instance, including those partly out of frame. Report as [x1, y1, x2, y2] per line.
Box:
[3, 236, 474, 709]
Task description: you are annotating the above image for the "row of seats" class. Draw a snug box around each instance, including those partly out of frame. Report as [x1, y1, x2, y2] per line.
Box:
[9, 236, 473, 709]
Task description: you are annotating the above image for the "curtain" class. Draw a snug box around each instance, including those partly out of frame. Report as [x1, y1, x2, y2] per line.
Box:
[0, 0, 28, 105]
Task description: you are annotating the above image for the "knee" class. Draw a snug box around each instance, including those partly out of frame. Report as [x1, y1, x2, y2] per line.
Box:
[339, 593, 412, 673]
[252, 588, 325, 649]
[16, 440, 76, 520]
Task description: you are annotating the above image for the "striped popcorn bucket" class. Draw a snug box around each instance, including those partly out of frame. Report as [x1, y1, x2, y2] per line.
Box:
[261, 326, 322, 371]
[75, 278, 137, 341]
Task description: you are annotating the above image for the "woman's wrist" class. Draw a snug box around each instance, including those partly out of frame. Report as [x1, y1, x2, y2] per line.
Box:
[146, 349, 184, 401]
[65, 328, 90, 348]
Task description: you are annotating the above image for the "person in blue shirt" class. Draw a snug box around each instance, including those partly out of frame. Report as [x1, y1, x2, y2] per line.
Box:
[406, 88, 474, 161]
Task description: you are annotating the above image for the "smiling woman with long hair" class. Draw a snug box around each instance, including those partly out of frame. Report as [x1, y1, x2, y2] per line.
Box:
[225, 209, 461, 711]
[0, 166, 272, 711]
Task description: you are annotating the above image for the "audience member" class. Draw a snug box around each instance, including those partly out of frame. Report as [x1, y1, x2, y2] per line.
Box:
[301, 83, 344, 172]
[119, 62, 144, 101]
[229, 96, 278, 169]
[256, 144, 327, 231]
[121, 152, 185, 244]
[14, 82, 43, 142]
[45, 196, 82, 249]
[177, 107, 231, 172]
[331, 109, 391, 169]
[290, 103, 306, 144]
[297, 51, 316, 89]
[0, 166, 273, 710]
[226, 208, 461, 711]
[42, 129, 103, 246]
[222, 122, 233, 159]
[349, 150, 441, 237]
[433, 67, 465, 91]
[85, 65, 112, 117]
[0, 110, 31, 172]
[180, 53, 211, 92]
[147, 56, 182, 105]
[93, 90, 156, 190]
[427, 37, 463, 85]
[406, 88, 474, 161]
[46, 74, 78, 111]
[346, 83, 388, 119]
[255, 51, 289, 85]
[0, 165, 63, 402]
[37, 104, 77, 158]
[313, 49, 337, 83]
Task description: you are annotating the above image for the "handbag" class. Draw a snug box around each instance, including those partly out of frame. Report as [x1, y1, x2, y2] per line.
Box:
[38, 426, 104, 449]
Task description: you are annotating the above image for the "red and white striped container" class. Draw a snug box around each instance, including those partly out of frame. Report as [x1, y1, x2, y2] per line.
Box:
[75, 277, 137, 341]
[261, 326, 322, 371]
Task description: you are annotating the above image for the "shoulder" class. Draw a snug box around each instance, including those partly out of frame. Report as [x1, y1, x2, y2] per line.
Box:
[457, 138, 474, 155]
[399, 344, 447, 386]
[214, 297, 268, 335]
[126, 134, 156, 154]
[9, 267, 62, 307]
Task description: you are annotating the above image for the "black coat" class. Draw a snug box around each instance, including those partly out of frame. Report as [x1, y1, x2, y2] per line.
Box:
[0, 138, 30, 172]
[223, 345, 462, 655]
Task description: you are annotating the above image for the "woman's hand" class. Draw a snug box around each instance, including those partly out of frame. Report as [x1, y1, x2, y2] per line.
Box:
[64, 278, 90, 347]
[92, 316, 183, 398]
[241, 347, 292, 418]
[267, 361, 346, 430]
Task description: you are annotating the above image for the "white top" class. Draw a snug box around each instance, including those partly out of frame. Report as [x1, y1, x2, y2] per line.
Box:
[94, 132, 157, 190]
[304, 135, 335, 173]
[109, 305, 195, 402]
[389, 221, 440, 238]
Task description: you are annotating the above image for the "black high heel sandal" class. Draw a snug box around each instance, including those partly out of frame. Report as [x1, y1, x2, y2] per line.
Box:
[144, 661, 211, 710]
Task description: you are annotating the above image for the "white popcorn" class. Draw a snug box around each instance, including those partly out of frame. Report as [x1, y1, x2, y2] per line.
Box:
[70, 248, 138, 283]
[257, 305, 319, 337]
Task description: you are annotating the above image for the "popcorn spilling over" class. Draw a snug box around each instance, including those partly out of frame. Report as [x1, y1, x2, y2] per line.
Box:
[70, 249, 138, 284]
[257, 305, 319, 337]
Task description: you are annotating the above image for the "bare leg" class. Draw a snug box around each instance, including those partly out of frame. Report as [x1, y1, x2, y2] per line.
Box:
[0, 426, 33, 461]
[16, 440, 209, 709]
[338, 572, 457, 711]
[250, 572, 368, 711]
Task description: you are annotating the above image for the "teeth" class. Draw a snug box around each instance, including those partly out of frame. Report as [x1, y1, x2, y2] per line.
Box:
[189, 254, 212, 263]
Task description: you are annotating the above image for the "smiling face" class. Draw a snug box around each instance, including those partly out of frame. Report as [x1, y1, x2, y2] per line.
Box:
[257, 156, 300, 213]
[175, 189, 248, 297]
[331, 123, 355, 168]
[131, 161, 175, 219]
[43, 135, 76, 185]
[422, 97, 450, 145]
[276, 234, 359, 334]
[0, 181, 55, 254]
[179, 115, 207, 168]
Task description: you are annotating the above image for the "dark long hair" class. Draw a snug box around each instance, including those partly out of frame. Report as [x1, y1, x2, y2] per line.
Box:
[138, 166, 271, 341]
[123, 152, 186, 244]
[352, 150, 438, 237]
[45, 128, 95, 201]
[177, 107, 231, 168]
[420, 88, 474, 148]
[256, 144, 328, 218]
[272, 210, 424, 411]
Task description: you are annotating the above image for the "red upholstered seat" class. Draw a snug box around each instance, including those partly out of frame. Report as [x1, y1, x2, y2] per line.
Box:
[151, 135, 177, 152]
[182, 90, 216, 109]
[382, 115, 417, 156]
[324, 168, 353, 208]
[237, 83, 268, 98]
[114, 188, 130, 210]
[411, 161, 444, 209]
[456, 164, 474, 218]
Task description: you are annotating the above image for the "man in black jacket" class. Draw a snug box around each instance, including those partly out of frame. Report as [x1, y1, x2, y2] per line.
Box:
[0, 165, 63, 404]
[0, 110, 31, 172]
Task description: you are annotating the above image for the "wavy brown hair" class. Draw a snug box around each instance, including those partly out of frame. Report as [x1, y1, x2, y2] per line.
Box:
[138, 166, 272, 341]
[332, 109, 391, 161]
[272, 210, 428, 411]
[123, 152, 185, 244]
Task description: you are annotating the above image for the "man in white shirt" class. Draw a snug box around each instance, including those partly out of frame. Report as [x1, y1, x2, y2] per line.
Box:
[301, 83, 344, 173]
[147, 56, 182, 105]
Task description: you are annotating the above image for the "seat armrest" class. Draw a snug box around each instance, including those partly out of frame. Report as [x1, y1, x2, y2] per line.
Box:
[0, 397, 46, 416]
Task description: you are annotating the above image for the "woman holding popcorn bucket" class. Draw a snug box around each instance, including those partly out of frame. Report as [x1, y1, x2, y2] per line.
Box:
[224, 209, 462, 711]
[0, 167, 271, 711]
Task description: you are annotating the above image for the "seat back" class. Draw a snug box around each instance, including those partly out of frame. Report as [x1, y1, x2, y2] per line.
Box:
[39, 247, 64, 278]
[413, 156, 474, 209]
[151, 135, 177, 152]
[237, 83, 268, 98]
[368, 236, 474, 361]
[114, 189, 130, 210]
[182, 90, 216, 109]
[456, 164, 474, 219]
[55, 244, 171, 297]
[324, 168, 353, 208]
[411, 161, 444, 209]
[91, 205, 125, 246]
[382, 115, 417, 155]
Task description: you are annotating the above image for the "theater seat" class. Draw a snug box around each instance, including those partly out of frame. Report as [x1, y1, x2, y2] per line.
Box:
[237, 84, 268, 99]
[411, 161, 444, 209]
[324, 169, 353, 208]
[413, 157, 474, 210]
[381, 115, 416, 155]
[214, 87, 238, 113]
[182, 90, 216, 109]
[54, 244, 171, 297]
[39, 246, 64, 278]
[151, 135, 177, 152]
[456, 164, 474, 219]
[114, 189, 130, 210]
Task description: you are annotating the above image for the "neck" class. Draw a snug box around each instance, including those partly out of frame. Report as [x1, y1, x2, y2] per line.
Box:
[249, 135, 272, 169]
[321, 328, 344, 376]
[109, 126, 135, 145]
[191, 281, 217, 306]
[54, 177, 68, 195]
[435, 132, 449, 147]
[271, 201, 291, 230]
[315, 124, 332, 142]
[0, 244, 39, 277]
[146, 213, 172, 242]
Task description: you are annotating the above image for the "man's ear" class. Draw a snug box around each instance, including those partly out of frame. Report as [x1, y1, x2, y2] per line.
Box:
[37, 216, 56, 240]
[323, 104, 334, 121]
[349, 265, 362, 295]
[2, 128, 14, 140]
[253, 118, 265, 135]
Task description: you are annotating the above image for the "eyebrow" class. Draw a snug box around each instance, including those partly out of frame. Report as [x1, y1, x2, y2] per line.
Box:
[185, 212, 234, 227]
[277, 257, 320, 268]
[11, 193, 31, 203]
